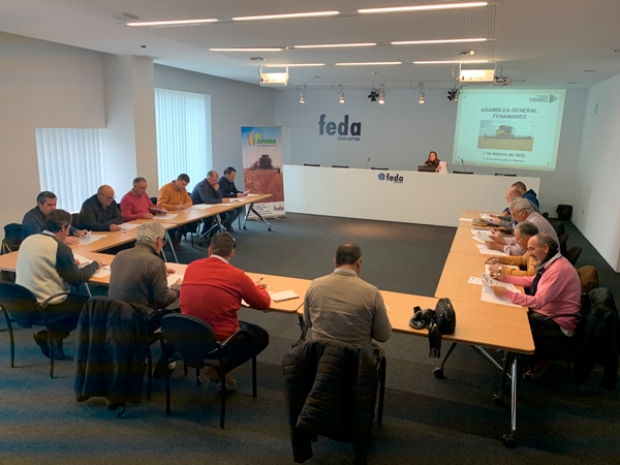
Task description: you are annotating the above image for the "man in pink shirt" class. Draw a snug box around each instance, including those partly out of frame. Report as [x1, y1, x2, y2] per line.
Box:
[120, 177, 166, 222]
[491, 233, 582, 379]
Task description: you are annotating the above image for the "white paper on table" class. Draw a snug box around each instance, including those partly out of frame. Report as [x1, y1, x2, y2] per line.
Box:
[119, 222, 140, 230]
[269, 290, 299, 303]
[471, 228, 491, 234]
[92, 266, 111, 278]
[472, 235, 486, 244]
[480, 288, 522, 307]
[479, 213, 495, 220]
[79, 233, 106, 245]
[459, 218, 473, 222]
[166, 274, 183, 287]
[228, 199, 242, 203]
[153, 214, 179, 221]
[468, 276, 483, 285]
[73, 253, 92, 268]
[190, 204, 213, 210]
[476, 244, 507, 256]
[246, 194, 258, 197]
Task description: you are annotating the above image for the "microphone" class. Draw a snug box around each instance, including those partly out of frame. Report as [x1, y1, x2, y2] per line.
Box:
[365, 157, 371, 169]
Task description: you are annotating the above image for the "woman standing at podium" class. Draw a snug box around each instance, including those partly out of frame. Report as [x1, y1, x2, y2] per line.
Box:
[424, 151, 440, 169]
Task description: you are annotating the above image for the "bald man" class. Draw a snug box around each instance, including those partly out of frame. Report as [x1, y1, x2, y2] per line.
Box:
[78, 185, 124, 231]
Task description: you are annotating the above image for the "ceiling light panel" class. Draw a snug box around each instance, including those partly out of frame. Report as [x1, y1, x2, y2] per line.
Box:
[233, 11, 339, 21]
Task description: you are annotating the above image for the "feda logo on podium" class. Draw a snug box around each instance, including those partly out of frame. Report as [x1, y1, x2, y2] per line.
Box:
[377, 172, 404, 183]
[318, 114, 362, 141]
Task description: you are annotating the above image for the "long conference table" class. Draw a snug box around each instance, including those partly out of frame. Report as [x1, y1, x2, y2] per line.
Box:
[0, 205, 533, 447]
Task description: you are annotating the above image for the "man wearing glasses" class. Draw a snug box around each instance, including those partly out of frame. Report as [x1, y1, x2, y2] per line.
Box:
[78, 185, 123, 231]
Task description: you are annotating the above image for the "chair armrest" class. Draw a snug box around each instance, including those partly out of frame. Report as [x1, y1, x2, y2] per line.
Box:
[39, 292, 71, 308]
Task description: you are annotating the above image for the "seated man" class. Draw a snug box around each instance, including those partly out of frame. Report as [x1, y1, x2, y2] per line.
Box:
[191, 170, 224, 240]
[490, 234, 582, 378]
[78, 185, 123, 231]
[16, 210, 103, 359]
[490, 186, 539, 228]
[109, 221, 181, 314]
[180, 232, 270, 390]
[120, 177, 165, 222]
[157, 174, 193, 250]
[486, 197, 558, 255]
[303, 243, 392, 351]
[218, 167, 245, 233]
[486, 222, 539, 277]
[512, 181, 540, 209]
[22, 191, 86, 244]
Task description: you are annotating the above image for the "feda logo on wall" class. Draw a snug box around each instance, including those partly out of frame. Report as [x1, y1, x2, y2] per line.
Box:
[377, 172, 404, 183]
[318, 114, 362, 141]
[248, 131, 277, 146]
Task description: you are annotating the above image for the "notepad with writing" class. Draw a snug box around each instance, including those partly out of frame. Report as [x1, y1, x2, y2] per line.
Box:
[269, 290, 299, 303]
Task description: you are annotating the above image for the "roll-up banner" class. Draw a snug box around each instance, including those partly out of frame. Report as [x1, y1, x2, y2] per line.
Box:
[241, 126, 285, 219]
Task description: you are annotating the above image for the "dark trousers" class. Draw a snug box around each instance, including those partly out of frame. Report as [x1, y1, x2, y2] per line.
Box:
[41, 294, 88, 337]
[528, 310, 570, 362]
[222, 206, 244, 227]
[218, 321, 269, 372]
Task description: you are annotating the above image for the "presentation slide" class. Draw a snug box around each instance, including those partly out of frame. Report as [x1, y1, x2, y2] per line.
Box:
[452, 89, 566, 171]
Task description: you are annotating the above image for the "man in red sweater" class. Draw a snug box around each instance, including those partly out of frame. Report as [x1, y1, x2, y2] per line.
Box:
[120, 177, 166, 222]
[180, 232, 271, 390]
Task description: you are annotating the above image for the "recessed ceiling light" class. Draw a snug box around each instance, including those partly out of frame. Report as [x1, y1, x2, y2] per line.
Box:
[359, 2, 488, 14]
[336, 62, 402, 66]
[392, 38, 488, 45]
[294, 43, 376, 49]
[414, 60, 489, 64]
[127, 18, 217, 27]
[265, 63, 326, 67]
[233, 11, 339, 21]
[210, 48, 282, 52]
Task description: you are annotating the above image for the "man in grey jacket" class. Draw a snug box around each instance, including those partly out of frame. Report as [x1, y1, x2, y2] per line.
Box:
[303, 243, 392, 350]
[108, 221, 181, 312]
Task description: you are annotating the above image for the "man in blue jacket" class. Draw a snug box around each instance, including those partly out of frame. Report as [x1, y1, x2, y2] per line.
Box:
[218, 167, 245, 233]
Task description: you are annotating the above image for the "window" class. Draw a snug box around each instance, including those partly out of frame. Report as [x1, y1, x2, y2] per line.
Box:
[154, 89, 212, 189]
[35, 128, 103, 213]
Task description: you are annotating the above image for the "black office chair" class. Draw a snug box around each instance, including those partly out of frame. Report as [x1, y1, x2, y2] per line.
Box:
[558, 234, 569, 256]
[370, 167, 389, 170]
[2, 223, 23, 254]
[565, 246, 583, 266]
[150, 197, 158, 205]
[303, 163, 320, 167]
[145, 309, 175, 401]
[332, 165, 349, 168]
[160, 314, 258, 428]
[0, 281, 69, 378]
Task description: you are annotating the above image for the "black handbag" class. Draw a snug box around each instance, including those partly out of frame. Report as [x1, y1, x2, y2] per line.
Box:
[409, 298, 456, 358]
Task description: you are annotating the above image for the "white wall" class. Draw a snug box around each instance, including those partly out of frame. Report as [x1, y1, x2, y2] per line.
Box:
[573, 72, 620, 271]
[153, 65, 275, 188]
[0, 32, 105, 229]
[273, 88, 587, 214]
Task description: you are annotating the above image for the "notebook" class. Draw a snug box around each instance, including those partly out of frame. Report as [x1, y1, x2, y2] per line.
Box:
[269, 290, 299, 303]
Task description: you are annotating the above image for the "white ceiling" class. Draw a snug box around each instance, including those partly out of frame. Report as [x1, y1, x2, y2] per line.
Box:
[1, 0, 619, 90]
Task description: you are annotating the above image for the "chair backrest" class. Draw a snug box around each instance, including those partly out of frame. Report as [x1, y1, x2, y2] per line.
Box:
[2, 223, 23, 253]
[150, 197, 158, 205]
[161, 314, 218, 367]
[577, 266, 599, 294]
[565, 246, 583, 266]
[332, 165, 349, 169]
[303, 163, 320, 167]
[558, 233, 569, 255]
[0, 281, 40, 328]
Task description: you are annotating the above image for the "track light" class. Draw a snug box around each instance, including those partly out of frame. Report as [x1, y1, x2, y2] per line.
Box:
[332, 84, 345, 104]
[297, 84, 306, 104]
[413, 83, 425, 104]
[368, 88, 378, 102]
[378, 85, 386, 104]
[447, 88, 460, 102]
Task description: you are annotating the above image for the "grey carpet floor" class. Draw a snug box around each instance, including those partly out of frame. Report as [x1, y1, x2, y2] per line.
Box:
[1, 214, 619, 465]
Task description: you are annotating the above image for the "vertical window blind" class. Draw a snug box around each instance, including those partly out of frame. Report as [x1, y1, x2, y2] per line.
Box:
[155, 89, 212, 189]
[35, 128, 103, 213]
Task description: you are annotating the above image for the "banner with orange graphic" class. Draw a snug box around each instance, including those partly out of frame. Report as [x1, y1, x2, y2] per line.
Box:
[241, 126, 285, 218]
